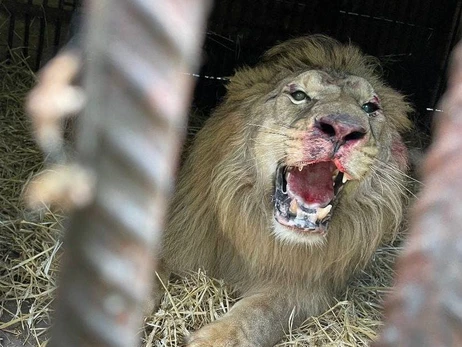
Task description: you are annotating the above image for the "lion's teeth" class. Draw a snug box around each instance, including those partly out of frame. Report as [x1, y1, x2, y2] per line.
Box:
[296, 207, 306, 220]
[342, 173, 354, 183]
[298, 165, 303, 171]
[317, 204, 332, 220]
[332, 169, 339, 180]
[289, 199, 298, 214]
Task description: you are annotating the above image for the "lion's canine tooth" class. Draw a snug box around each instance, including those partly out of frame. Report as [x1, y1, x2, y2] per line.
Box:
[298, 165, 303, 171]
[342, 173, 353, 183]
[317, 204, 332, 220]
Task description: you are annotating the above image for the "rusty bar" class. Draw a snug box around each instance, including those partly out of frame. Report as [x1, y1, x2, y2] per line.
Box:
[374, 41, 462, 347]
[48, 1, 211, 346]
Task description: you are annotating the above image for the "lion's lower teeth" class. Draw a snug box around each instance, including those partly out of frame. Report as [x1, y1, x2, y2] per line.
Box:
[316, 204, 332, 220]
[332, 169, 339, 180]
[295, 206, 306, 219]
[291, 202, 330, 225]
[289, 199, 298, 214]
[290, 199, 332, 222]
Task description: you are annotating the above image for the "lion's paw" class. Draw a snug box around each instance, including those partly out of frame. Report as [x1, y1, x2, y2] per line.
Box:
[187, 321, 256, 347]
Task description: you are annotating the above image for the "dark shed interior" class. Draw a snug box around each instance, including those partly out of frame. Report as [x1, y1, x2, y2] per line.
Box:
[1, 0, 461, 133]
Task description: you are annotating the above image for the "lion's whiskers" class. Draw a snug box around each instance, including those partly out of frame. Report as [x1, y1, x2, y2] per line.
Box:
[374, 157, 422, 185]
[370, 163, 417, 198]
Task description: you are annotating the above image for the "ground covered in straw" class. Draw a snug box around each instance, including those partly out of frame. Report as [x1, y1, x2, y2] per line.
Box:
[0, 61, 404, 346]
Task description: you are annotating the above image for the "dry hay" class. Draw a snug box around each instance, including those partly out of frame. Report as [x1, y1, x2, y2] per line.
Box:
[0, 59, 406, 346]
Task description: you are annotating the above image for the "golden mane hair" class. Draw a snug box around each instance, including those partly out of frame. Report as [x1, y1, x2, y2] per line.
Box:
[160, 35, 413, 346]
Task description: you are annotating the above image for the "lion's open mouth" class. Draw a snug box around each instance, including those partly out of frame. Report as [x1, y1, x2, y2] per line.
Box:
[274, 161, 346, 234]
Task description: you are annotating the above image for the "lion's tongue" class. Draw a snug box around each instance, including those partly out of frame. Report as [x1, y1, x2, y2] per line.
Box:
[287, 162, 334, 206]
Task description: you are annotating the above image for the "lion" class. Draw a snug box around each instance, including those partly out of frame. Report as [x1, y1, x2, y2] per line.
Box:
[158, 35, 412, 346]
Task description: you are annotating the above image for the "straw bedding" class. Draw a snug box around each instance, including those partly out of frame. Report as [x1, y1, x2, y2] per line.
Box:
[0, 60, 405, 346]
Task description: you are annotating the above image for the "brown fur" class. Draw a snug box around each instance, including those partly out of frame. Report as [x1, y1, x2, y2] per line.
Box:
[160, 35, 412, 346]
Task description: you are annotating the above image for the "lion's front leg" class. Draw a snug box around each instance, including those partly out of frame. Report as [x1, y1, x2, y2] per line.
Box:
[187, 291, 299, 347]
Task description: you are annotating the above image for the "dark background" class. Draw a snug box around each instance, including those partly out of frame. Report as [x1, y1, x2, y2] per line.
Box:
[1, 0, 461, 134]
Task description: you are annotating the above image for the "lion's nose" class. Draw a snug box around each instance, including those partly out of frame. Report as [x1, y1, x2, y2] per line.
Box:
[315, 114, 367, 144]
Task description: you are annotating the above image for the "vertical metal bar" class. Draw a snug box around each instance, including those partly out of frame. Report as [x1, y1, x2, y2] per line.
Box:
[53, 21, 62, 56]
[7, 13, 15, 61]
[35, 18, 46, 69]
[53, 0, 64, 55]
[48, 0, 211, 346]
[34, 0, 50, 69]
[22, 0, 34, 59]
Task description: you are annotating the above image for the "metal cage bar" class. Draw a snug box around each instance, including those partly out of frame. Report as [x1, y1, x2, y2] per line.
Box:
[374, 41, 462, 347]
[48, 1, 211, 346]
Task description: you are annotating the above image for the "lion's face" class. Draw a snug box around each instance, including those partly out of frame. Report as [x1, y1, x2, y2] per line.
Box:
[252, 70, 399, 245]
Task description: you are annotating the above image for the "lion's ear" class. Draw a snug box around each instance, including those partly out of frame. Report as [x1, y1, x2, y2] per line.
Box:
[227, 66, 277, 99]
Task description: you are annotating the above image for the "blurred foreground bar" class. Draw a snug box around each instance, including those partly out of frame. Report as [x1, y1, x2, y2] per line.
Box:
[374, 42, 462, 347]
[48, 1, 211, 346]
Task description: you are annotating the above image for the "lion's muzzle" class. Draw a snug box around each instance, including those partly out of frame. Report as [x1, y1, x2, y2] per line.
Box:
[273, 112, 371, 235]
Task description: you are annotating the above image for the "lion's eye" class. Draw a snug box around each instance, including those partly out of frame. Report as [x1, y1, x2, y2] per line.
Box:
[290, 91, 310, 102]
[362, 102, 379, 114]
